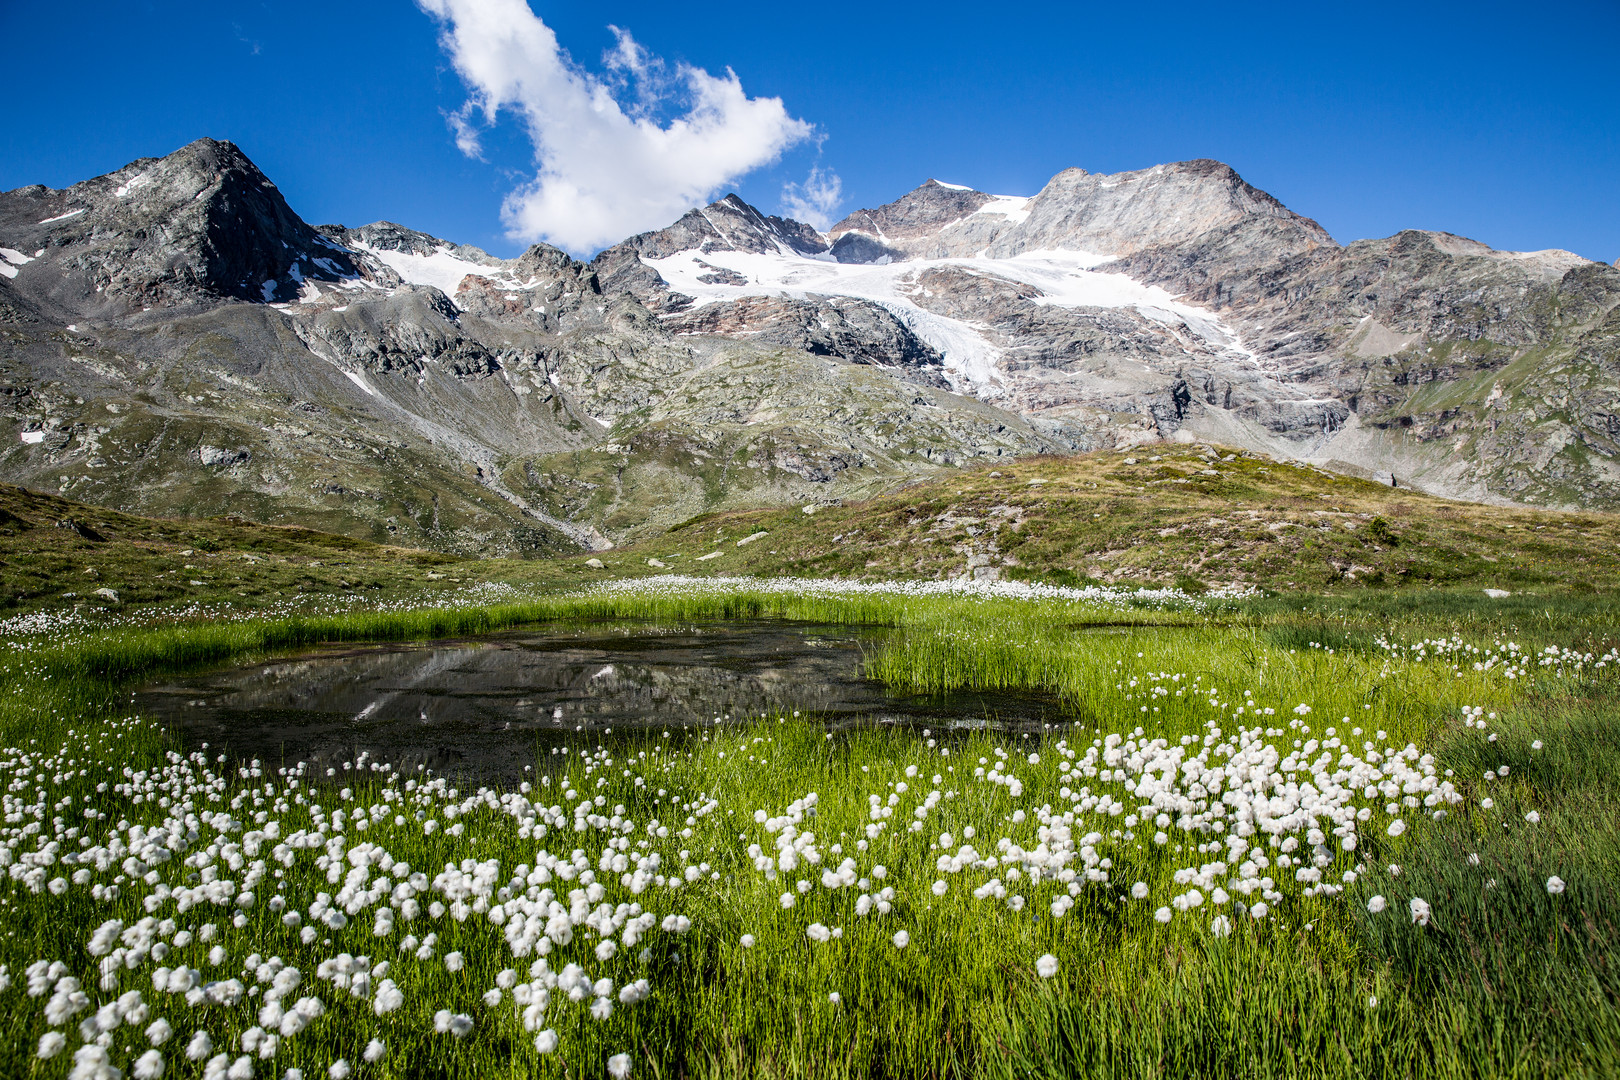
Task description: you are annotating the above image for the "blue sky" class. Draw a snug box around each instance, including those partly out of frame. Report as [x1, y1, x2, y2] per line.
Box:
[3, 0, 1616, 261]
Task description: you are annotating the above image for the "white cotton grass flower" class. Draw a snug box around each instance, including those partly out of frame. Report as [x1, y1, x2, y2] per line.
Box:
[1367, 895, 1387, 914]
[1480, 798, 1494, 810]
[147, 1019, 174, 1046]
[1547, 876, 1567, 895]
[1386, 819, 1406, 838]
[1131, 882, 1149, 899]
[779, 893, 795, 910]
[328, 1061, 351, 1080]
[37, 1032, 66, 1059]
[1154, 907, 1172, 923]
[931, 880, 948, 896]
[535, 1030, 559, 1054]
[373, 980, 403, 1015]
[133, 1049, 166, 1080]
[1526, 810, 1541, 824]
[608, 1053, 633, 1079]
[187, 1031, 214, 1061]
[739, 934, 755, 949]
[1210, 915, 1232, 938]
[73, 1046, 121, 1079]
[828, 992, 841, 1005]
[1409, 898, 1432, 926]
[1532, 740, 1544, 750]
[1035, 954, 1058, 978]
[444, 951, 464, 973]
[363, 1040, 384, 1064]
[892, 930, 910, 949]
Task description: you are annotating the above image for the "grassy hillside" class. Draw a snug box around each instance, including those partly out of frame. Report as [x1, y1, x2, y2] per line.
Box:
[610, 444, 1620, 593]
[1, 442, 1617, 623]
[0, 483, 462, 615]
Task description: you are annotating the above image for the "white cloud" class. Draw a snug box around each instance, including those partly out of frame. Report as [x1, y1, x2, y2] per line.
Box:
[417, 0, 815, 254]
[780, 166, 844, 231]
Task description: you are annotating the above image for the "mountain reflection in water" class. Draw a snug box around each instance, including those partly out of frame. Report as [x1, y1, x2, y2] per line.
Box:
[135, 622, 1063, 782]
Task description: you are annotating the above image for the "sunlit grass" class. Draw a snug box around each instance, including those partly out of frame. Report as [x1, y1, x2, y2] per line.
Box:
[0, 582, 1616, 1078]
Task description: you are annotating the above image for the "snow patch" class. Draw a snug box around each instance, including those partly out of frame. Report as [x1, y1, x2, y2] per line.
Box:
[38, 208, 85, 224]
[641, 244, 1253, 391]
[933, 181, 973, 191]
[973, 195, 1032, 225]
[338, 367, 376, 397]
[19, 431, 45, 444]
[114, 173, 149, 198]
[358, 243, 511, 299]
[0, 248, 34, 267]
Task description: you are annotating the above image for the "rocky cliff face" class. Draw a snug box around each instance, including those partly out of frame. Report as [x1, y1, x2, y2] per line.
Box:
[1, 139, 1616, 556]
[0, 140, 1064, 553]
[614, 161, 1620, 509]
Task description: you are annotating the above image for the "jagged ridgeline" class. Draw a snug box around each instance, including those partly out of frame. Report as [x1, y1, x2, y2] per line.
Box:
[1, 139, 1616, 555]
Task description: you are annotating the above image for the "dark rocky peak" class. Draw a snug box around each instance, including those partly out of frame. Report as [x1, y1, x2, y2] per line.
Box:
[697, 194, 827, 256]
[606, 193, 828, 262]
[0, 138, 365, 316]
[586, 193, 829, 312]
[827, 232, 907, 265]
[514, 242, 577, 280]
[588, 243, 687, 313]
[828, 179, 993, 245]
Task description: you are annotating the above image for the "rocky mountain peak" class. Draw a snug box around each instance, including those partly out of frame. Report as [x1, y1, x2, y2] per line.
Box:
[604, 193, 827, 264]
[7, 138, 1618, 550]
[965, 159, 1333, 263]
[828, 179, 995, 246]
[513, 241, 578, 281]
[0, 138, 364, 317]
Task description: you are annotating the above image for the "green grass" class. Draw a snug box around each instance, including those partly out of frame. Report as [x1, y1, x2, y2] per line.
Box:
[0, 579, 1617, 1078]
[7, 441, 1620, 631]
[627, 447, 1620, 594]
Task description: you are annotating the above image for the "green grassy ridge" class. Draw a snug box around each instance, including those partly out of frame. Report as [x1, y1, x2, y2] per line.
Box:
[4, 442, 1620, 628]
[573, 445, 1620, 594]
[0, 480, 467, 614]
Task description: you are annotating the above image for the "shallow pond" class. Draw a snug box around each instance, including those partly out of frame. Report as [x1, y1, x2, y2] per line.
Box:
[134, 621, 1066, 782]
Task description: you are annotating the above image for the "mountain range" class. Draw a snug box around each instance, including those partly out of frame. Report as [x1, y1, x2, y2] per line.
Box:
[1, 138, 1616, 554]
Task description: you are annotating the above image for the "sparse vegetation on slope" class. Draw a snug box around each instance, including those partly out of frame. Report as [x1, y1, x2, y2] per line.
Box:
[2, 442, 1617, 629]
[617, 444, 1620, 593]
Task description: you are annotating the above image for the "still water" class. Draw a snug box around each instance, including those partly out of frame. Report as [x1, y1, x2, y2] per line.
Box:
[135, 621, 1065, 782]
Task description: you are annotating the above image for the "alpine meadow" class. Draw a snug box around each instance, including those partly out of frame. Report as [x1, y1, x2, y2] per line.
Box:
[2, 1, 1618, 1077]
